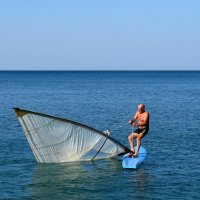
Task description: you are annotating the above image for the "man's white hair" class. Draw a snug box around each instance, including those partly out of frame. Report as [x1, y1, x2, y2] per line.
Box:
[138, 104, 145, 110]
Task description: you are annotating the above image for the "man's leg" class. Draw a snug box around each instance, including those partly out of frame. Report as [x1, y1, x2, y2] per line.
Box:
[128, 132, 138, 152]
[133, 133, 144, 157]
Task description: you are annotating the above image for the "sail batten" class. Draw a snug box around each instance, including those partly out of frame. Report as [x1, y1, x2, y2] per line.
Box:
[14, 107, 130, 163]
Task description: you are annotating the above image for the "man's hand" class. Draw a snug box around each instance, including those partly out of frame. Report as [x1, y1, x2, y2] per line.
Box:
[128, 120, 132, 124]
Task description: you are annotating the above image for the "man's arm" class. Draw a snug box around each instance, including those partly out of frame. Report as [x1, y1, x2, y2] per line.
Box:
[128, 112, 138, 124]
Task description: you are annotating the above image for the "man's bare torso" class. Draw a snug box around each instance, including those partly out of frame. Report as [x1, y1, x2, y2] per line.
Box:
[137, 111, 149, 129]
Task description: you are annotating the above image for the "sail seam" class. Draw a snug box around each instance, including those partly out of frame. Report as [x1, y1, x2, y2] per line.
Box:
[23, 119, 54, 133]
[30, 126, 82, 149]
[33, 141, 104, 162]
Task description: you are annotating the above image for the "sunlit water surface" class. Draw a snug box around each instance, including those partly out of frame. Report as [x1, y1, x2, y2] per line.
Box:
[0, 71, 200, 199]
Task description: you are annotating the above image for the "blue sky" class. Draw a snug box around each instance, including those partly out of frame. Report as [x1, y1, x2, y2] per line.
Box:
[0, 0, 199, 70]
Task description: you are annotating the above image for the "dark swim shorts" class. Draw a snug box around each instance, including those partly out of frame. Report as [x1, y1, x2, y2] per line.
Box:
[134, 128, 149, 137]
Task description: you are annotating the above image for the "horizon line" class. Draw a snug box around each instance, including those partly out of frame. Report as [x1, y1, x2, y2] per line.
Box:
[0, 69, 200, 72]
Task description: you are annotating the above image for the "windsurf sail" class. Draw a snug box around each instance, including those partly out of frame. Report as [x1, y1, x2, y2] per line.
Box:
[13, 108, 130, 163]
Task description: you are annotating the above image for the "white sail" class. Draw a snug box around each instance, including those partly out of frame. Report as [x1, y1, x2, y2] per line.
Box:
[14, 108, 130, 163]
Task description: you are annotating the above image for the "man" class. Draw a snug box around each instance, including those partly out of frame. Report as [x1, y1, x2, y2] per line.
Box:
[128, 104, 149, 157]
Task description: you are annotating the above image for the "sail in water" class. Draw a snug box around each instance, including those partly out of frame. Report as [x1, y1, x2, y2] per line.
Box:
[13, 108, 130, 163]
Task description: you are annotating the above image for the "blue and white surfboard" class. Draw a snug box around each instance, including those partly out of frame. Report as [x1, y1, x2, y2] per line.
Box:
[122, 146, 147, 169]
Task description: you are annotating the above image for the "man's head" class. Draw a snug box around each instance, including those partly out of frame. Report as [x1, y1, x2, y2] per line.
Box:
[137, 104, 145, 114]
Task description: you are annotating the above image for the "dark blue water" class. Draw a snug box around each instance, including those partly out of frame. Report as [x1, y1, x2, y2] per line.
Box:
[0, 71, 200, 199]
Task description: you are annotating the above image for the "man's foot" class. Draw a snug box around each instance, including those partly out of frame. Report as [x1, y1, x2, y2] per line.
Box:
[128, 150, 135, 157]
[131, 147, 135, 153]
[132, 153, 138, 157]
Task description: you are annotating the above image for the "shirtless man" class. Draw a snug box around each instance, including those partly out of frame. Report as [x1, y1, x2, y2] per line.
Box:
[128, 104, 149, 157]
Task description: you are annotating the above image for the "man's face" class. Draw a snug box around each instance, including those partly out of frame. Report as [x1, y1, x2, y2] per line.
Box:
[137, 106, 144, 114]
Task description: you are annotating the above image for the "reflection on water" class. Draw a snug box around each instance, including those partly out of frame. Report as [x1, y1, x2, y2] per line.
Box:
[23, 159, 151, 200]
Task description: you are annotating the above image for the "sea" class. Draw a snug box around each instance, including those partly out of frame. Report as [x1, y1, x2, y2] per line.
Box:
[0, 71, 199, 200]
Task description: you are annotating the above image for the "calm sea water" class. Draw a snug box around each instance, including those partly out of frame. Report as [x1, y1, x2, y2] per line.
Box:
[0, 71, 200, 200]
